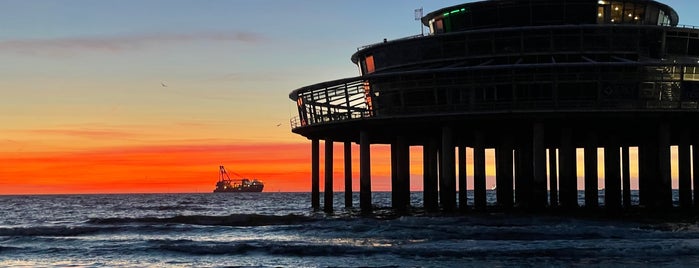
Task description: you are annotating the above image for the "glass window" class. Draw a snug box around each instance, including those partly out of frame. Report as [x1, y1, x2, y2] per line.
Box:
[365, 55, 375, 74]
[623, 3, 634, 24]
[685, 67, 699, 81]
[633, 4, 645, 24]
[658, 10, 665, 26]
[646, 6, 659, 25]
[610, 2, 622, 23]
[431, 19, 444, 34]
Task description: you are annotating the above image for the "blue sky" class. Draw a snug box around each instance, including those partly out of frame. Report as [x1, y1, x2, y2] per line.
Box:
[0, 1, 471, 145]
[0, 0, 696, 147]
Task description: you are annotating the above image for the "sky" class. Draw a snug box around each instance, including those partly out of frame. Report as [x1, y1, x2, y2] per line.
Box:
[1, 0, 698, 195]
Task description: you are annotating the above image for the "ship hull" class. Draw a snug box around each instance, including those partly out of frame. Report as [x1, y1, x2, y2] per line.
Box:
[213, 185, 264, 193]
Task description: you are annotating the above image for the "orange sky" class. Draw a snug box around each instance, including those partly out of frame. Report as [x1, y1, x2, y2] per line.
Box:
[3, 137, 680, 195]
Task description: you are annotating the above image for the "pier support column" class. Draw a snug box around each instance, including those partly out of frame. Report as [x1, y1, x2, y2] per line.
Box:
[604, 144, 621, 210]
[658, 123, 672, 208]
[694, 140, 699, 208]
[640, 124, 672, 208]
[549, 148, 558, 207]
[474, 132, 486, 210]
[638, 140, 655, 207]
[458, 145, 468, 211]
[679, 132, 692, 209]
[514, 149, 522, 206]
[312, 139, 320, 210]
[496, 139, 514, 208]
[391, 141, 398, 208]
[622, 146, 631, 208]
[423, 139, 439, 212]
[559, 127, 578, 208]
[515, 146, 533, 208]
[440, 126, 456, 211]
[324, 140, 334, 213]
[584, 132, 598, 208]
[344, 141, 352, 208]
[532, 123, 547, 209]
[395, 136, 410, 211]
[360, 131, 372, 212]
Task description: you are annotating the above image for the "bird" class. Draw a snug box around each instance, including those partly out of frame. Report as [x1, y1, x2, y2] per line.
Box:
[161, 81, 168, 87]
[276, 123, 282, 127]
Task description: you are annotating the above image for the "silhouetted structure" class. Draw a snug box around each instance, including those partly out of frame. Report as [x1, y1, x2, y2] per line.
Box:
[289, 0, 699, 212]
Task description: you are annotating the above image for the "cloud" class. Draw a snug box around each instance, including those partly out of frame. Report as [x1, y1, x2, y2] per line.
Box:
[0, 31, 265, 56]
[21, 128, 139, 139]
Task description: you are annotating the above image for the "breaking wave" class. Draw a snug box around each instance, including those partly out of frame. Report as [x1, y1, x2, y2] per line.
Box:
[87, 213, 316, 227]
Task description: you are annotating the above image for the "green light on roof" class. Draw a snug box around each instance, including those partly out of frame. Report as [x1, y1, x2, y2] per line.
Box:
[443, 7, 469, 17]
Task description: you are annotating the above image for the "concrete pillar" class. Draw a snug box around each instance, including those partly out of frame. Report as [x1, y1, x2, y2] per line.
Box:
[658, 123, 672, 208]
[514, 149, 523, 206]
[622, 146, 631, 208]
[458, 145, 468, 210]
[344, 141, 352, 208]
[532, 123, 547, 208]
[514, 147, 532, 208]
[639, 124, 672, 209]
[324, 140, 334, 213]
[312, 139, 320, 209]
[559, 127, 578, 208]
[396, 136, 410, 211]
[441, 126, 456, 211]
[423, 139, 439, 212]
[604, 145, 621, 210]
[360, 131, 372, 212]
[679, 132, 692, 208]
[549, 148, 558, 207]
[638, 140, 655, 207]
[584, 132, 598, 208]
[391, 141, 398, 208]
[474, 132, 486, 210]
[496, 143, 514, 208]
[694, 142, 699, 208]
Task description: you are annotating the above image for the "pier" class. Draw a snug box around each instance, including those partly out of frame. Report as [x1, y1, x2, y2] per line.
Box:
[289, 0, 699, 212]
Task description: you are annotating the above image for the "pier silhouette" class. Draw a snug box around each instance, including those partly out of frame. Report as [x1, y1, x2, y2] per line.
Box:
[289, 0, 699, 213]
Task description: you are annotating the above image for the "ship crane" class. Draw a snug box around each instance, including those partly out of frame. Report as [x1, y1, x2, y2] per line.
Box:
[213, 165, 264, 193]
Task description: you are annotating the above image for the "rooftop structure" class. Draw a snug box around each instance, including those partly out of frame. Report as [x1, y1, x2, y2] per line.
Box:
[289, 0, 699, 212]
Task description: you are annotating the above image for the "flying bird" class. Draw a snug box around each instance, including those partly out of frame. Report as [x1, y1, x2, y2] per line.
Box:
[161, 81, 168, 87]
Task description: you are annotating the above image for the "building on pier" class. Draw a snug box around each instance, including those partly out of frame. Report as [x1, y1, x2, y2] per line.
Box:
[288, 0, 699, 212]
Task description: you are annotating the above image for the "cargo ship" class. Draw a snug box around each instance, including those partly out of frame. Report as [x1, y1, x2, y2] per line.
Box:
[213, 165, 264, 193]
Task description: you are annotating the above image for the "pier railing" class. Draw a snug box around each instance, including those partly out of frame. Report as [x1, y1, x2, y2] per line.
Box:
[290, 63, 699, 130]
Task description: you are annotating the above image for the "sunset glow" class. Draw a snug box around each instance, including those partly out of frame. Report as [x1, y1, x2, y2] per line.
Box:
[2, 0, 697, 195]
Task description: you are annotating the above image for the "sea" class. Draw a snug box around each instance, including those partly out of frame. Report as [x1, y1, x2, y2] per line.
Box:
[2, 191, 699, 267]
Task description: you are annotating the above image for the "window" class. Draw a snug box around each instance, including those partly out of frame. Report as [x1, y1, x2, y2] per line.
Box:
[431, 19, 444, 34]
[610, 2, 622, 23]
[365, 55, 375, 74]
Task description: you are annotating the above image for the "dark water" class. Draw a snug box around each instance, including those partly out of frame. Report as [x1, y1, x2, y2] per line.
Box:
[2, 191, 699, 267]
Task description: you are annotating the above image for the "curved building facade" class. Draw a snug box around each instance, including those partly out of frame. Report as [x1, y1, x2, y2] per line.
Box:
[289, 0, 699, 212]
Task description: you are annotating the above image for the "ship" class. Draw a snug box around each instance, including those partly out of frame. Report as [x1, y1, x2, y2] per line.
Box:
[213, 165, 264, 193]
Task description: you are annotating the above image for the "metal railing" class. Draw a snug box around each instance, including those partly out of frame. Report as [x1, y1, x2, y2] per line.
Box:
[356, 34, 425, 51]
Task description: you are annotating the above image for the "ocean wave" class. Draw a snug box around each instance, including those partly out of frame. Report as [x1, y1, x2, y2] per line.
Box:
[153, 239, 377, 256]
[148, 238, 699, 260]
[0, 245, 23, 252]
[87, 213, 316, 227]
[0, 226, 107, 237]
[0, 224, 189, 237]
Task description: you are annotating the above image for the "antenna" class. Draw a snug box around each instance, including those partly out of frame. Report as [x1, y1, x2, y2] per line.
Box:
[415, 7, 424, 36]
